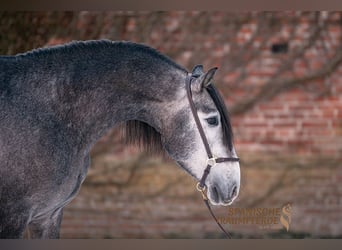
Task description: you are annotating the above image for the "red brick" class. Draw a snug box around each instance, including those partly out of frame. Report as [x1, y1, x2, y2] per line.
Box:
[302, 121, 329, 128]
[260, 139, 284, 145]
[271, 121, 297, 128]
[289, 104, 315, 112]
[241, 120, 268, 128]
[281, 90, 310, 101]
[321, 108, 337, 118]
[249, 71, 276, 77]
[276, 130, 291, 137]
[258, 103, 286, 111]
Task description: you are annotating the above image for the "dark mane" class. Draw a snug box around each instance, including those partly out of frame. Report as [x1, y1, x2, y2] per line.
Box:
[207, 84, 234, 151]
[122, 120, 164, 154]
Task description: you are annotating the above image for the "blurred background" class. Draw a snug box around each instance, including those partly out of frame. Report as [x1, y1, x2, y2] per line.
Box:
[1, 11, 342, 238]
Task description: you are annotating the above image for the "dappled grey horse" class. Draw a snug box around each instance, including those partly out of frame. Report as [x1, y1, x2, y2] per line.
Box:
[0, 40, 240, 238]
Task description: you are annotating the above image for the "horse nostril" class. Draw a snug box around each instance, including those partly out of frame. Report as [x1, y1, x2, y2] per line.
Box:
[212, 186, 220, 202]
[231, 185, 238, 199]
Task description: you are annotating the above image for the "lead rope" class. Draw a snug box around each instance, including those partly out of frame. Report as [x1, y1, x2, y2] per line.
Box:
[197, 185, 232, 239]
[186, 73, 237, 239]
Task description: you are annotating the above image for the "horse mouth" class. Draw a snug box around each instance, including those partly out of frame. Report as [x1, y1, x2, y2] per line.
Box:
[207, 184, 238, 206]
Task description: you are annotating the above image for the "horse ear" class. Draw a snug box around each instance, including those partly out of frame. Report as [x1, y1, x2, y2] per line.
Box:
[192, 65, 204, 77]
[191, 67, 218, 92]
[202, 67, 218, 88]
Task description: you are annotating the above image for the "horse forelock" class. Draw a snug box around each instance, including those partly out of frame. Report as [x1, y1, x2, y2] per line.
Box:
[206, 84, 234, 151]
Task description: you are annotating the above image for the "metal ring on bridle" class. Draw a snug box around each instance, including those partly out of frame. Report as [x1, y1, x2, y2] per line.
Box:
[196, 182, 206, 192]
[206, 157, 217, 167]
[196, 182, 208, 200]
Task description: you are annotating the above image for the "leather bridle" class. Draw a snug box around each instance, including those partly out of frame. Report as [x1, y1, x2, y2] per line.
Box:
[185, 73, 240, 239]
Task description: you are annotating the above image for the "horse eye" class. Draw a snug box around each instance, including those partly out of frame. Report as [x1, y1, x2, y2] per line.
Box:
[206, 116, 219, 126]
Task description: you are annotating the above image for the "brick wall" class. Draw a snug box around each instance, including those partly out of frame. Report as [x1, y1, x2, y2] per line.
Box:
[220, 12, 342, 156]
[233, 84, 342, 156]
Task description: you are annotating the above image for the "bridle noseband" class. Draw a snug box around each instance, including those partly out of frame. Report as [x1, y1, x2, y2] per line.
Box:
[186, 73, 240, 238]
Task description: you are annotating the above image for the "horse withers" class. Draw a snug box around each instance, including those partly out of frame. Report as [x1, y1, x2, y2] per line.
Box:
[0, 40, 240, 238]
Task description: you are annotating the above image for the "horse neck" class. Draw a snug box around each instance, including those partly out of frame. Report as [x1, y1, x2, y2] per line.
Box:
[33, 53, 188, 152]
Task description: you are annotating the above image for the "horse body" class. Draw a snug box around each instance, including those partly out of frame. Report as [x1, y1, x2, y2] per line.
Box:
[0, 40, 240, 238]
